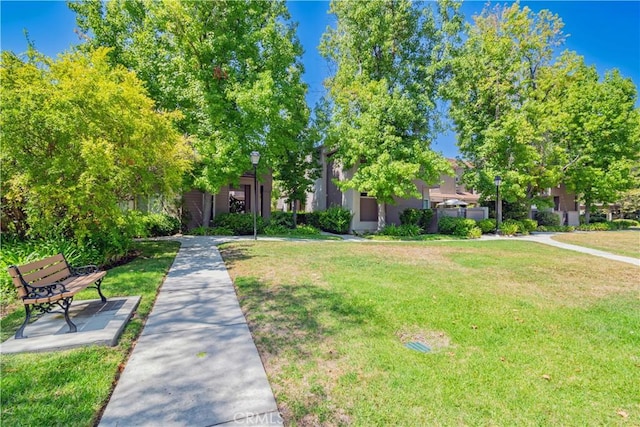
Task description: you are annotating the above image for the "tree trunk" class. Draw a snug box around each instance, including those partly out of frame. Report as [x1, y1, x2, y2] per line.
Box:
[377, 201, 386, 231]
[584, 200, 591, 224]
[202, 192, 213, 227]
[292, 200, 298, 229]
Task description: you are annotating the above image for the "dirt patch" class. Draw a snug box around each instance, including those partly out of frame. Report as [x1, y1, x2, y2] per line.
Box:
[396, 326, 452, 352]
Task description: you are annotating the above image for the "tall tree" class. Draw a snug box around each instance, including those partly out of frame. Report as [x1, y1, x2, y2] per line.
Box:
[0, 48, 190, 250]
[445, 2, 567, 206]
[70, 0, 312, 199]
[557, 64, 640, 223]
[319, 0, 461, 229]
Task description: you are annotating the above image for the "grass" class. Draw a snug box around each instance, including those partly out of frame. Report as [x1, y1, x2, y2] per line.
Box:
[365, 233, 465, 241]
[221, 240, 640, 426]
[0, 240, 180, 427]
[551, 230, 640, 259]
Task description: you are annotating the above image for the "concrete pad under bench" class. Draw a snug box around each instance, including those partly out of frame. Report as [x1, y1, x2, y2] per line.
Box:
[1, 296, 140, 354]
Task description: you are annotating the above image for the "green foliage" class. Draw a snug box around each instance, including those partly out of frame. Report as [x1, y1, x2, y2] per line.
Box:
[399, 208, 434, 232]
[128, 212, 181, 238]
[522, 219, 539, 232]
[580, 212, 607, 224]
[446, 3, 569, 205]
[619, 188, 640, 220]
[535, 211, 561, 227]
[212, 213, 265, 236]
[319, 0, 461, 226]
[0, 48, 190, 258]
[378, 224, 422, 237]
[613, 219, 639, 227]
[318, 206, 353, 234]
[476, 219, 497, 234]
[499, 221, 519, 236]
[438, 216, 481, 238]
[270, 211, 296, 229]
[71, 0, 312, 197]
[264, 224, 321, 237]
[536, 225, 576, 232]
[302, 212, 322, 229]
[575, 221, 634, 232]
[500, 220, 524, 236]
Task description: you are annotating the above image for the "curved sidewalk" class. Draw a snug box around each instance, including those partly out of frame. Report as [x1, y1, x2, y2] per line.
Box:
[489, 233, 640, 267]
[100, 237, 282, 426]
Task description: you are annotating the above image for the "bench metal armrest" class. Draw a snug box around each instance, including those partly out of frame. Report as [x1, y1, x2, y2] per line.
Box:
[70, 264, 100, 275]
[23, 281, 69, 300]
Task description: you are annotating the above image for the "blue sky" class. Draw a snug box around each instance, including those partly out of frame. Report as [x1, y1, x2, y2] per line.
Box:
[2, 1, 638, 158]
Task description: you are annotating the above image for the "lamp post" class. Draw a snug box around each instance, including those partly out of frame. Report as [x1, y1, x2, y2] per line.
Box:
[494, 175, 502, 234]
[250, 151, 260, 240]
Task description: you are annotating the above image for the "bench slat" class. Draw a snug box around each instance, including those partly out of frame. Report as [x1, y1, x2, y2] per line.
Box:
[13, 254, 66, 275]
[21, 264, 69, 286]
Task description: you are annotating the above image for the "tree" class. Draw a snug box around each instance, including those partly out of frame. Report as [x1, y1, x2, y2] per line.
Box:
[557, 65, 640, 223]
[0, 48, 191, 254]
[70, 0, 312, 204]
[446, 3, 568, 207]
[319, 0, 461, 230]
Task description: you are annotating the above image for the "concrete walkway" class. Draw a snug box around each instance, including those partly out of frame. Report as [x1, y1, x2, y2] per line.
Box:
[483, 232, 640, 267]
[99, 237, 282, 426]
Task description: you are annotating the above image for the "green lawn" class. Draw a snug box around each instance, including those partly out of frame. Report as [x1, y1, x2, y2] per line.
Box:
[551, 230, 640, 259]
[0, 240, 180, 427]
[221, 240, 640, 426]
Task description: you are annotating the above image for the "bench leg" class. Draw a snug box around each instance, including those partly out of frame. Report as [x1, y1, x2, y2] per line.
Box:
[59, 298, 77, 333]
[15, 304, 32, 339]
[95, 278, 107, 303]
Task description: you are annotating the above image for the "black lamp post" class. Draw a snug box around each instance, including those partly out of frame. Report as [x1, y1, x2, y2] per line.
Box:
[494, 175, 502, 234]
[250, 151, 260, 240]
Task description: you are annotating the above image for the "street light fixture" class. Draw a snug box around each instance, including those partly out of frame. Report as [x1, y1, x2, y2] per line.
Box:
[250, 151, 261, 240]
[494, 175, 502, 234]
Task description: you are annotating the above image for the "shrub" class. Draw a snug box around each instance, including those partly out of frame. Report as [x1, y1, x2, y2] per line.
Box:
[522, 219, 538, 232]
[379, 224, 422, 237]
[294, 225, 321, 236]
[319, 206, 352, 234]
[213, 213, 265, 235]
[535, 211, 560, 227]
[270, 211, 295, 228]
[400, 208, 433, 232]
[499, 220, 520, 236]
[145, 213, 181, 237]
[613, 219, 638, 228]
[477, 219, 496, 234]
[264, 224, 290, 235]
[303, 211, 322, 229]
[438, 216, 481, 238]
[537, 225, 575, 232]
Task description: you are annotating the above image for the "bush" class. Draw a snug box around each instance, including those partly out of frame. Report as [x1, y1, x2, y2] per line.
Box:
[145, 213, 181, 237]
[535, 211, 560, 227]
[294, 225, 321, 236]
[264, 224, 290, 235]
[522, 219, 538, 232]
[379, 224, 422, 237]
[613, 219, 638, 228]
[270, 211, 295, 228]
[476, 219, 496, 234]
[399, 208, 433, 232]
[537, 225, 575, 232]
[213, 213, 265, 235]
[303, 211, 322, 229]
[438, 216, 481, 238]
[499, 220, 520, 236]
[319, 206, 352, 234]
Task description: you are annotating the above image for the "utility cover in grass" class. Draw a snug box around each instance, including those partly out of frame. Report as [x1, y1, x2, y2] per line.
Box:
[405, 341, 431, 353]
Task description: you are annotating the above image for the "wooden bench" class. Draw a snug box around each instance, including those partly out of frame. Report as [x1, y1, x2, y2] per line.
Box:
[8, 253, 107, 339]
